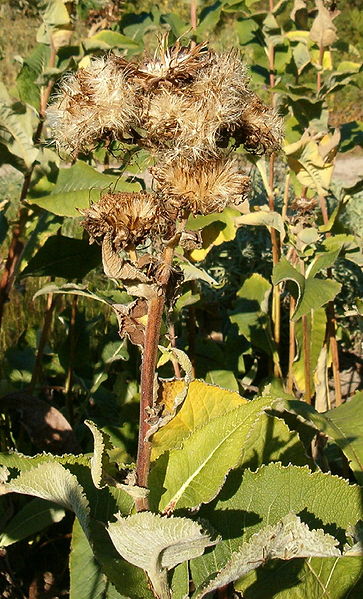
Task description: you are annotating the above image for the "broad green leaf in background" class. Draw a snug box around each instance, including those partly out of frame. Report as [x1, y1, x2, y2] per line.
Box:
[0, 498, 65, 547]
[0, 101, 39, 170]
[28, 161, 142, 217]
[272, 257, 341, 321]
[1, 461, 90, 535]
[16, 43, 51, 110]
[188, 207, 241, 261]
[70, 519, 126, 599]
[191, 463, 362, 590]
[20, 235, 101, 279]
[107, 512, 218, 599]
[205, 369, 239, 392]
[193, 514, 340, 599]
[83, 31, 142, 53]
[278, 391, 363, 485]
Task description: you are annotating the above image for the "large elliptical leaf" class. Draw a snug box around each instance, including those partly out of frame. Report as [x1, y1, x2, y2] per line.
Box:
[107, 512, 218, 599]
[193, 514, 340, 599]
[1, 461, 90, 535]
[191, 463, 362, 591]
[150, 395, 306, 512]
[70, 519, 127, 599]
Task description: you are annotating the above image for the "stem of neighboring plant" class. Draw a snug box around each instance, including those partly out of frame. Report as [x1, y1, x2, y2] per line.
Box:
[302, 313, 312, 403]
[0, 42, 57, 327]
[29, 291, 58, 393]
[64, 295, 78, 424]
[317, 43, 324, 94]
[136, 228, 185, 510]
[190, 0, 197, 30]
[287, 295, 296, 394]
[318, 195, 342, 406]
[168, 322, 182, 378]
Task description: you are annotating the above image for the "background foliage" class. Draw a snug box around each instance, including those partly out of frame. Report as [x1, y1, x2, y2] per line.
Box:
[0, 1, 362, 598]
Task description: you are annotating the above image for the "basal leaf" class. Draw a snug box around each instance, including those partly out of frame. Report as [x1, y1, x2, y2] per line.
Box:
[1, 461, 90, 535]
[70, 518, 127, 599]
[194, 514, 340, 598]
[150, 396, 296, 512]
[0, 498, 65, 547]
[236, 555, 363, 598]
[107, 512, 217, 599]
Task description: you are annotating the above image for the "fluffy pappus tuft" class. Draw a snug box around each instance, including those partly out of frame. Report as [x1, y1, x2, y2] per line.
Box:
[47, 57, 138, 154]
[80, 192, 165, 250]
[153, 157, 250, 215]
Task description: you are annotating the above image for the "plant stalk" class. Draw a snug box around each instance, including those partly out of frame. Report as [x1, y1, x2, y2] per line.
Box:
[302, 313, 312, 403]
[287, 295, 296, 394]
[136, 236, 182, 510]
[29, 291, 58, 393]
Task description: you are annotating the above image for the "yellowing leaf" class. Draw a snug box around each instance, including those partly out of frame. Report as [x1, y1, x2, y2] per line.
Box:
[151, 380, 247, 461]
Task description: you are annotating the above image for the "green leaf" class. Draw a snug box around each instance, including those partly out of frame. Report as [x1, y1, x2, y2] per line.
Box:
[20, 235, 101, 279]
[279, 392, 363, 485]
[0, 498, 65, 547]
[1, 461, 90, 535]
[42, 0, 71, 27]
[107, 512, 217, 599]
[272, 257, 341, 321]
[194, 514, 340, 598]
[150, 395, 305, 512]
[191, 463, 362, 590]
[236, 210, 286, 241]
[236, 555, 363, 598]
[205, 370, 239, 392]
[90, 519, 153, 599]
[84, 31, 141, 52]
[16, 44, 51, 110]
[33, 282, 130, 307]
[292, 307, 326, 397]
[28, 161, 141, 217]
[70, 518, 127, 599]
[151, 380, 247, 461]
[0, 101, 39, 169]
[196, 1, 223, 37]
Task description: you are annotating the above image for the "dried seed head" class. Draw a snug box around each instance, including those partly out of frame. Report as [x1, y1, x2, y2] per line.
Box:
[135, 35, 210, 89]
[233, 94, 284, 155]
[80, 192, 163, 250]
[153, 157, 250, 215]
[47, 57, 138, 153]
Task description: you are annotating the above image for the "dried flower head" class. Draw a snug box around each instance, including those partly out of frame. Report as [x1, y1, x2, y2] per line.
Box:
[47, 57, 138, 153]
[135, 35, 210, 89]
[80, 191, 164, 250]
[232, 94, 284, 155]
[153, 157, 250, 215]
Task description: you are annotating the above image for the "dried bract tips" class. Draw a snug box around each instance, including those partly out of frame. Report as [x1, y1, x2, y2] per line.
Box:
[80, 191, 164, 251]
[153, 157, 250, 216]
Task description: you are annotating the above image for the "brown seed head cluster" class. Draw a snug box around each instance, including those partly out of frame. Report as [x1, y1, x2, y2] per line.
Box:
[50, 37, 283, 286]
[48, 39, 282, 158]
